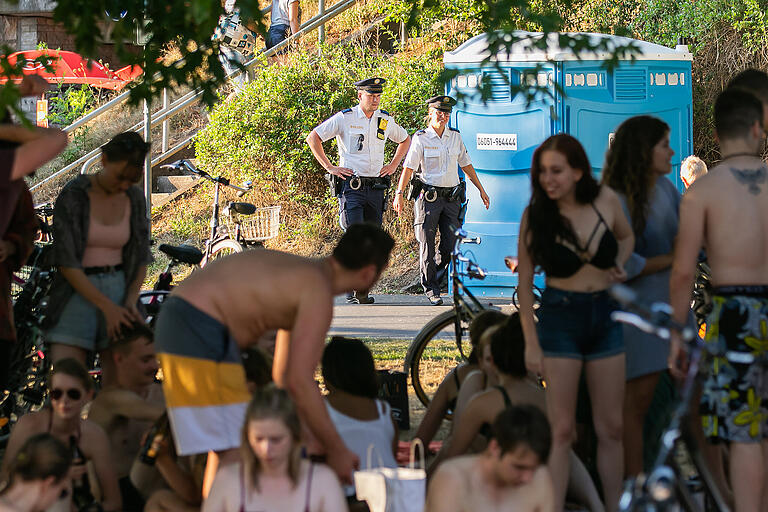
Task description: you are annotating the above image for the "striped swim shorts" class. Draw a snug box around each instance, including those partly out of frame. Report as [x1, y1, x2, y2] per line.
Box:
[155, 296, 251, 456]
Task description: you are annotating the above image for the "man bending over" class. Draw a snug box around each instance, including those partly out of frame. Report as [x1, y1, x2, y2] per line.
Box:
[154, 223, 394, 491]
[426, 405, 554, 512]
[669, 88, 768, 512]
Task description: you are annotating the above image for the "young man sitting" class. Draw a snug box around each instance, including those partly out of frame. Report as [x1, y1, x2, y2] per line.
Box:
[426, 405, 554, 512]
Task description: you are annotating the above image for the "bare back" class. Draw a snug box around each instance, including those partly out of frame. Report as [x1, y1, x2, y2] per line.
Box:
[689, 157, 768, 285]
[174, 250, 333, 347]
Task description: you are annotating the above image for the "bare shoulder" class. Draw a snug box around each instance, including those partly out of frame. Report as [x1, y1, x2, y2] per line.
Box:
[15, 410, 47, 431]
[81, 419, 110, 441]
[308, 461, 341, 488]
[597, 184, 622, 208]
[433, 455, 473, 484]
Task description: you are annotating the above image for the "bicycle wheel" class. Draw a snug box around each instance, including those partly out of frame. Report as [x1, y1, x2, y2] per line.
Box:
[511, 284, 543, 309]
[202, 238, 244, 267]
[405, 310, 469, 410]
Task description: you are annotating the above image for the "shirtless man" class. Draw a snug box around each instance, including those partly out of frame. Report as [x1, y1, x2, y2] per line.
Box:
[426, 405, 554, 512]
[153, 223, 394, 490]
[669, 88, 768, 512]
[88, 323, 165, 511]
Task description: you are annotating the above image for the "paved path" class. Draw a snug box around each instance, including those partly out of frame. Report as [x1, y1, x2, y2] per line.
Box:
[329, 294, 514, 339]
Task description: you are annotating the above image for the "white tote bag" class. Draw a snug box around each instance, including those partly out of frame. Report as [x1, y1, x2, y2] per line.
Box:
[354, 440, 426, 512]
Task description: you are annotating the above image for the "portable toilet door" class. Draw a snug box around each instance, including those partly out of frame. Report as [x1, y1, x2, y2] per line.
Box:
[445, 36, 558, 297]
[559, 34, 693, 188]
[443, 31, 693, 297]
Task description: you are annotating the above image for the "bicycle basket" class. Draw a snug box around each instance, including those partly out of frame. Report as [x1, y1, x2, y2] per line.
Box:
[226, 205, 281, 242]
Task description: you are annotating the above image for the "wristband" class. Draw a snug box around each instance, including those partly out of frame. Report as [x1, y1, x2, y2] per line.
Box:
[395, 190, 403, 195]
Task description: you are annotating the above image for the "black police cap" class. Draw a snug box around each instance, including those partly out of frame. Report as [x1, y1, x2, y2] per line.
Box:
[355, 77, 386, 94]
[426, 95, 457, 113]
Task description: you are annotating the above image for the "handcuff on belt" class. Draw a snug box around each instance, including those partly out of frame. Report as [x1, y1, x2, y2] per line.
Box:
[349, 176, 362, 190]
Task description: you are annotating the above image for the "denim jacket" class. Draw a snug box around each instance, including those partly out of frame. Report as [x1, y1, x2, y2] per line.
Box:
[44, 175, 153, 329]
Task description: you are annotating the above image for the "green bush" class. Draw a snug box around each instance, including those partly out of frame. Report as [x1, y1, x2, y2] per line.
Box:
[195, 45, 443, 209]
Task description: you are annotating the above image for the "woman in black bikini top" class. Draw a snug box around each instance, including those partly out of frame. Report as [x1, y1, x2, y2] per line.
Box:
[517, 134, 634, 512]
[203, 387, 347, 512]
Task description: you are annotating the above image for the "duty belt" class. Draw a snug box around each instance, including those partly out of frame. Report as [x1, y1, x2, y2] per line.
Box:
[348, 176, 391, 191]
[424, 184, 461, 202]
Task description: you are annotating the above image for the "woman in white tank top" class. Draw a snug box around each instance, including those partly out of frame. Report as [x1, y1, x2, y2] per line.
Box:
[321, 337, 398, 500]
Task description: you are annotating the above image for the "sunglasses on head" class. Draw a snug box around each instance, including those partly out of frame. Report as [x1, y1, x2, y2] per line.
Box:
[50, 388, 82, 401]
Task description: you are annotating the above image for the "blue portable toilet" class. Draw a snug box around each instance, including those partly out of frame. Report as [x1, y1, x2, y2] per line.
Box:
[444, 31, 693, 297]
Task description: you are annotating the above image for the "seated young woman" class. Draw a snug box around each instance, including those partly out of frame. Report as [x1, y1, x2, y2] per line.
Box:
[430, 314, 604, 511]
[322, 336, 397, 506]
[413, 310, 507, 447]
[450, 315, 506, 426]
[202, 386, 346, 512]
[0, 433, 72, 512]
[0, 358, 121, 511]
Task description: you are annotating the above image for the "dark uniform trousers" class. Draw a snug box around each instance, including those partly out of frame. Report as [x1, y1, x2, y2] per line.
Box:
[339, 180, 386, 230]
[414, 194, 461, 298]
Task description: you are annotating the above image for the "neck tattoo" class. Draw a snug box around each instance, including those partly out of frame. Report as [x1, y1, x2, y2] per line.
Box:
[729, 167, 766, 195]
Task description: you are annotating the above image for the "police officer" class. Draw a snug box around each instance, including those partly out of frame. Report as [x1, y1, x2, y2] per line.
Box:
[307, 77, 410, 304]
[393, 96, 490, 305]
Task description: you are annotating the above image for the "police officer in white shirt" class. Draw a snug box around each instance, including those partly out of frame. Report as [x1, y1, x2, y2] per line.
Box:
[393, 96, 490, 305]
[306, 77, 410, 303]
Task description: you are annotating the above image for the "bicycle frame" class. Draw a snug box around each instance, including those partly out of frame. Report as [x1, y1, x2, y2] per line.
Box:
[449, 230, 486, 360]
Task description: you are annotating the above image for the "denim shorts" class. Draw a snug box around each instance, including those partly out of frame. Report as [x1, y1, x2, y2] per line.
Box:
[266, 23, 290, 51]
[536, 286, 624, 361]
[46, 270, 126, 352]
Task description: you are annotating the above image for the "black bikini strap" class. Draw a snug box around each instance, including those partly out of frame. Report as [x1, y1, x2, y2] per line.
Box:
[495, 386, 512, 408]
[304, 462, 315, 512]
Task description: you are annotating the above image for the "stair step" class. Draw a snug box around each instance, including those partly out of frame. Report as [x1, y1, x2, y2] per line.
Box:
[155, 175, 198, 193]
[151, 176, 201, 208]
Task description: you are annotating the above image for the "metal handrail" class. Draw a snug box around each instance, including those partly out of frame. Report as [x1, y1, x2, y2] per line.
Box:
[31, 0, 362, 195]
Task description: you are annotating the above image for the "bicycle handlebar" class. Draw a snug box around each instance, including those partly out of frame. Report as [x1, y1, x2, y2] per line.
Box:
[161, 159, 252, 195]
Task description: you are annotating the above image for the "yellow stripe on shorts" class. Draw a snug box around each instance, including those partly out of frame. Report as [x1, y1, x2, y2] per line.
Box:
[159, 353, 251, 408]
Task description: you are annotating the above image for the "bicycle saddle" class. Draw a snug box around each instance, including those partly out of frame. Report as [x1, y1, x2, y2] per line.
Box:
[224, 201, 257, 215]
[159, 244, 204, 265]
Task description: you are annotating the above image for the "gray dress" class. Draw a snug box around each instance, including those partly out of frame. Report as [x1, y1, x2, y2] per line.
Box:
[620, 176, 681, 380]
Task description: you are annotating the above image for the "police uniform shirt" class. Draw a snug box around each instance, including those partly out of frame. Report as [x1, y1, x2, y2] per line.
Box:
[403, 126, 471, 188]
[314, 105, 408, 178]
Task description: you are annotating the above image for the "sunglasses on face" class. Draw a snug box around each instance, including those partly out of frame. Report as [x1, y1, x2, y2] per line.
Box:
[50, 388, 82, 401]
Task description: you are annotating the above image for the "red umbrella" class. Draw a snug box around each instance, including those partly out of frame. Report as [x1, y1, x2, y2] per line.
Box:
[0, 49, 142, 90]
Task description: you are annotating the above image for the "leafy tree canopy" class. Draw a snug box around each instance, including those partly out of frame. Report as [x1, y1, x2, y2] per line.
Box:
[0, 0, 642, 115]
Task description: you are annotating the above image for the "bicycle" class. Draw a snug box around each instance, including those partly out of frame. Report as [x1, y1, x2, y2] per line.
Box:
[1, 245, 57, 443]
[403, 228, 488, 411]
[160, 159, 280, 266]
[138, 243, 204, 326]
[609, 284, 732, 512]
[11, 202, 54, 300]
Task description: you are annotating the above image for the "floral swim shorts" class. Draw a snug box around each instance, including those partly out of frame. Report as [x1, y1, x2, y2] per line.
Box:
[700, 286, 768, 444]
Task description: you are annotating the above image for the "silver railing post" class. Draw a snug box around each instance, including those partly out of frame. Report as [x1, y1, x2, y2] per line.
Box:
[161, 88, 169, 153]
[143, 99, 152, 220]
[318, 0, 325, 44]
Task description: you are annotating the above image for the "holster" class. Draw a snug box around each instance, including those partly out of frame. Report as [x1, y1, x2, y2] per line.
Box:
[406, 175, 424, 201]
[324, 173, 344, 197]
[449, 181, 467, 203]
